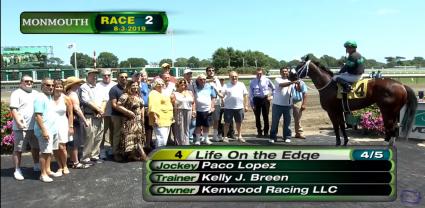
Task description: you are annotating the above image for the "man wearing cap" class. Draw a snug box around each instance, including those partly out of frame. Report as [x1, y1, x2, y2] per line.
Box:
[160, 63, 177, 83]
[96, 69, 116, 159]
[80, 69, 105, 164]
[193, 73, 216, 145]
[333, 40, 365, 93]
[109, 72, 128, 161]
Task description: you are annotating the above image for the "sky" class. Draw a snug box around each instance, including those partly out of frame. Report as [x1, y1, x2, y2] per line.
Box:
[1, 0, 424, 65]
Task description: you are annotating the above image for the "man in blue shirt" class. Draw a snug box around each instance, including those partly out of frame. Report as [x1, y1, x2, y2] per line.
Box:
[249, 68, 275, 138]
[292, 80, 308, 139]
[139, 70, 154, 152]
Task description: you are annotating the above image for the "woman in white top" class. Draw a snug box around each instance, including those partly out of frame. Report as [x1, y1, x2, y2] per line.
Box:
[171, 78, 196, 145]
[51, 80, 74, 176]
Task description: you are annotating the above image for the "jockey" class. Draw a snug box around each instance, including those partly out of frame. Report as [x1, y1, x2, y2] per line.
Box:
[333, 40, 365, 93]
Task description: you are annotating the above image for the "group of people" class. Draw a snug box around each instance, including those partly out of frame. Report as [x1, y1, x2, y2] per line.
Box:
[9, 63, 307, 183]
[9, 40, 363, 183]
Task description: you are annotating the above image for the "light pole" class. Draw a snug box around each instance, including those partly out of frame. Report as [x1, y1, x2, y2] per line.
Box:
[167, 29, 174, 67]
[68, 43, 77, 70]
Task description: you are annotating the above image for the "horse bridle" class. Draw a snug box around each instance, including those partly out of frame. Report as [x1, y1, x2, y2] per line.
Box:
[296, 60, 310, 79]
[296, 60, 333, 92]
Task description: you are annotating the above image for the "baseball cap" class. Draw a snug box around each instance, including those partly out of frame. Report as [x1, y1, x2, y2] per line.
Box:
[183, 68, 192, 74]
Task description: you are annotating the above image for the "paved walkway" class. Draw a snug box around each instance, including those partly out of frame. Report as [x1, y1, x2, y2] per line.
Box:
[1, 134, 424, 208]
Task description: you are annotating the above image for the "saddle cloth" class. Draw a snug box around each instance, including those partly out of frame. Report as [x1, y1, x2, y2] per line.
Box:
[337, 79, 370, 99]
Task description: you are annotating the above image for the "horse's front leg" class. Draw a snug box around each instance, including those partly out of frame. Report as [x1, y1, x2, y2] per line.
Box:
[339, 121, 349, 146]
[328, 112, 341, 146]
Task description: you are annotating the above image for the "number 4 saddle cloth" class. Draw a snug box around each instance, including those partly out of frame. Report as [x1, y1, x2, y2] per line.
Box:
[337, 79, 370, 100]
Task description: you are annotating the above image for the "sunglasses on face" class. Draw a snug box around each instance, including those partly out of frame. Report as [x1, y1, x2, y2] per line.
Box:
[24, 80, 34, 84]
[44, 84, 54, 87]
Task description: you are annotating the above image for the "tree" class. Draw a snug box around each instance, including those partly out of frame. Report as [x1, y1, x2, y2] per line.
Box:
[187, 56, 201, 68]
[199, 59, 212, 67]
[70, 52, 94, 68]
[174, 57, 188, 67]
[319, 55, 338, 68]
[97, 52, 119, 68]
[410, 57, 425, 67]
[384, 57, 396, 68]
[212, 48, 230, 68]
[47, 57, 64, 67]
[119, 60, 131, 67]
[159, 59, 172, 67]
[279, 60, 287, 68]
[365, 59, 385, 69]
[287, 59, 301, 68]
[123, 57, 148, 67]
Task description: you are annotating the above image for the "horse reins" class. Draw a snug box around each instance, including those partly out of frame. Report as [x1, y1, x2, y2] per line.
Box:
[297, 60, 333, 92]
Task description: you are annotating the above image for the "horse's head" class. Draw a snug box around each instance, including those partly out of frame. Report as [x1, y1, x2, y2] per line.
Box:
[288, 68, 299, 82]
[294, 58, 311, 79]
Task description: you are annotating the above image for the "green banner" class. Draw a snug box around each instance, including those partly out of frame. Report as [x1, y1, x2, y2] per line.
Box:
[415, 110, 425, 125]
[20, 12, 168, 34]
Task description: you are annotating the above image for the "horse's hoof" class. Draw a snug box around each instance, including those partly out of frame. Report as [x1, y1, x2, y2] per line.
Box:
[388, 137, 396, 146]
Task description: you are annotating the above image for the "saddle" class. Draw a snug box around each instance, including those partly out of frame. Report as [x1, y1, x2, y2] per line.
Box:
[336, 79, 370, 100]
[336, 78, 371, 126]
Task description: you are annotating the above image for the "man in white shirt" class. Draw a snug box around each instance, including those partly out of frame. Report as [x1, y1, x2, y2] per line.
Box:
[9, 75, 40, 180]
[206, 66, 223, 142]
[222, 71, 249, 143]
[193, 74, 216, 145]
[96, 69, 116, 159]
[269, 67, 297, 143]
[80, 69, 105, 164]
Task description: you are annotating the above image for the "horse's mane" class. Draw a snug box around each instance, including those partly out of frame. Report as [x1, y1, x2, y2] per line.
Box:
[312, 60, 334, 77]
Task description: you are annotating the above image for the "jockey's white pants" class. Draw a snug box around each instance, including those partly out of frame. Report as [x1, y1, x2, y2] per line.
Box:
[332, 72, 362, 83]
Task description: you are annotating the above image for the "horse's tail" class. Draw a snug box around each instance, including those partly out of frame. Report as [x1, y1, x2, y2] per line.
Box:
[400, 85, 418, 138]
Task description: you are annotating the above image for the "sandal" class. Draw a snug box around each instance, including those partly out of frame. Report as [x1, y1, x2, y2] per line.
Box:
[71, 162, 91, 169]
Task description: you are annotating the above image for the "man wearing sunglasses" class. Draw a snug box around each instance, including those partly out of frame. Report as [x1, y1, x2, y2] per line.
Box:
[9, 75, 40, 180]
[109, 71, 128, 162]
[96, 69, 116, 159]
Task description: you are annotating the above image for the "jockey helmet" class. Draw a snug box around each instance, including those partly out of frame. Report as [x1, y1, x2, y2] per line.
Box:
[344, 40, 357, 48]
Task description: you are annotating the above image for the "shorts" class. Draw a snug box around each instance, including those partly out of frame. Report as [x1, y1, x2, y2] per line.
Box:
[36, 133, 59, 154]
[196, 111, 212, 127]
[224, 109, 244, 123]
[13, 130, 39, 152]
[212, 105, 221, 122]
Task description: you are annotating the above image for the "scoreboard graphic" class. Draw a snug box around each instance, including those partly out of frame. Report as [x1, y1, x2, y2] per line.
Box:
[143, 146, 396, 202]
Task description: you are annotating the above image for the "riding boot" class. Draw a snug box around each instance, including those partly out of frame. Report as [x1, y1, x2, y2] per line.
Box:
[336, 78, 352, 93]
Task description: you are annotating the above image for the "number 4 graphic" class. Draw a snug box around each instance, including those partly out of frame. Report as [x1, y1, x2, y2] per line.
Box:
[355, 83, 365, 97]
[175, 151, 183, 159]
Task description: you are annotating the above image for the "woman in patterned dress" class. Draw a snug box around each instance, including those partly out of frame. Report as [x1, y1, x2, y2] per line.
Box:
[116, 81, 147, 161]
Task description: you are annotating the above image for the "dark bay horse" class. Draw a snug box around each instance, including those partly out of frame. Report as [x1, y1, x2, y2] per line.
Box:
[290, 59, 417, 146]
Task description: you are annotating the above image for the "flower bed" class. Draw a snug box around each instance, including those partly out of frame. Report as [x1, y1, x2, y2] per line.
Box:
[353, 104, 385, 135]
[1, 102, 14, 154]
